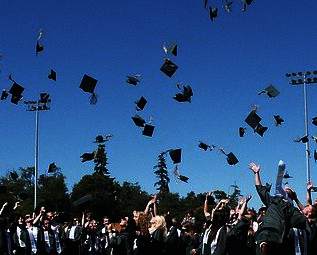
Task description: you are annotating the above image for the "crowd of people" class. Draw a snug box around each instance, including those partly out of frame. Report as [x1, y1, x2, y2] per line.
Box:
[0, 160, 317, 255]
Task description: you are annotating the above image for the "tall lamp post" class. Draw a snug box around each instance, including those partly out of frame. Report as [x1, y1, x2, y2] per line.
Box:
[286, 70, 317, 183]
[24, 93, 51, 209]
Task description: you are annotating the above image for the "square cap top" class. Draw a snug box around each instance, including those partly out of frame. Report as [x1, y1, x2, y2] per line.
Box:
[9, 83, 24, 96]
[169, 148, 181, 164]
[245, 111, 261, 129]
[1, 90, 9, 100]
[126, 76, 140, 85]
[274, 115, 284, 126]
[48, 162, 57, 173]
[48, 69, 56, 81]
[132, 114, 146, 127]
[198, 141, 210, 151]
[259, 85, 279, 98]
[209, 7, 218, 21]
[80, 152, 96, 162]
[36, 41, 44, 55]
[160, 59, 178, 78]
[294, 135, 309, 143]
[254, 124, 268, 137]
[226, 152, 238, 165]
[10, 172, 18, 181]
[178, 175, 189, 183]
[80, 74, 97, 93]
[135, 96, 147, 111]
[142, 124, 155, 137]
[239, 127, 246, 137]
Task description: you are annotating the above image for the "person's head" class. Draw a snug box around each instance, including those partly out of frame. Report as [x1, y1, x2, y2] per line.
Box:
[303, 204, 317, 224]
[46, 212, 55, 221]
[25, 214, 33, 225]
[208, 209, 229, 242]
[43, 217, 51, 230]
[244, 208, 257, 222]
[15, 214, 25, 225]
[103, 216, 110, 225]
[150, 215, 165, 230]
[133, 211, 140, 226]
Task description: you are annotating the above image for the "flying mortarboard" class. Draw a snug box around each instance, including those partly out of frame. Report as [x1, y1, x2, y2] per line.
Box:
[132, 114, 146, 127]
[160, 59, 178, 78]
[314, 150, 317, 162]
[80, 152, 96, 162]
[198, 141, 211, 151]
[171, 44, 177, 57]
[9, 82, 24, 105]
[135, 96, 147, 111]
[259, 85, 280, 98]
[254, 124, 268, 137]
[222, 0, 233, 12]
[242, 0, 253, 12]
[245, 111, 261, 129]
[126, 75, 140, 86]
[169, 149, 182, 164]
[93, 134, 112, 143]
[173, 85, 193, 103]
[274, 115, 284, 126]
[239, 127, 246, 137]
[283, 171, 292, 179]
[312, 117, 317, 126]
[36, 41, 44, 56]
[79, 74, 98, 105]
[48, 69, 56, 81]
[226, 152, 239, 165]
[48, 162, 57, 173]
[209, 7, 218, 21]
[293, 135, 309, 143]
[142, 124, 155, 137]
[178, 175, 189, 183]
[1, 89, 9, 100]
[10, 172, 18, 181]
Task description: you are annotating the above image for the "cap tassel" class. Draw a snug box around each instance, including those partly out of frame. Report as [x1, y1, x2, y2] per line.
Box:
[90, 93, 98, 105]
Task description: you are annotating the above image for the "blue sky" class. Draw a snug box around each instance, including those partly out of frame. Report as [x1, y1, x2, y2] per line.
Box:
[1, 0, 317, 209]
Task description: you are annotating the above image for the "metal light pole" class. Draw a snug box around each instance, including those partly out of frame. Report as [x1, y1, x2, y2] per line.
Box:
[24, 93, 51, 209]
[286, 71, 317, 183]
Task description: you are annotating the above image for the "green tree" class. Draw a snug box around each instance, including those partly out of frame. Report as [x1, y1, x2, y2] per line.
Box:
[153, 151, 170, 193]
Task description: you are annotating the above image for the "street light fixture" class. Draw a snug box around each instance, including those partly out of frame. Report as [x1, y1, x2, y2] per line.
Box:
[286, 70, 317, 183]
[24, 93, 51, 209]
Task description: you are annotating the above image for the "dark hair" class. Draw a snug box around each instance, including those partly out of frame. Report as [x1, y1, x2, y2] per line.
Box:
[207, 209, 229, 243]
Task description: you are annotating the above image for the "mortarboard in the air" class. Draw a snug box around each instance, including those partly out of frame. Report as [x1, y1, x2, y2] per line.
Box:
[73, 194, 91, 211]
[171, 44, 177, 57]
[274, 115, 284, 126]
[209, 7, 218, 21]
[0, 185, 7, 194]
[174, 85, 193, 103]
[198, 141, 210, 151]
[1, 89, 9, 100]
[160, 59, 178, 78]
[245, 111, 261, 129]
[48, 69, 56, 81]
[126, 75, 140, 86]
[169, 149, 182, 164]
[242, 0, 253, 11]
[36, 41, 44, 56]
[178, 175, 189, 183]
[312, 117, 317, 126]
[18, 192, 28, 201]
[9, 82, 24, 105]
[314, 150, 317, 162]
[93, 135, 110, 143]
[283, 171, 292, 179]
[135, 96, 147, 111]
[293, 135, 309, 143]
[142, 124, 155, 137]
[254, 124, 268, 137]
[40, 93, 50, 104]
[226, 152, 239, 165]
[48, 162, 57, 173]
[80, 152, 96, 162]
[132, 114, 146, 127]
[239, 127, 246, 137]
[79, 74, 98, 104]
[259, 85, 280, 98]
[10, 172, 18, 181]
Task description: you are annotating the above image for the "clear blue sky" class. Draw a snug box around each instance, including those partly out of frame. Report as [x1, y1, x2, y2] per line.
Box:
[1, 0, 317, 210]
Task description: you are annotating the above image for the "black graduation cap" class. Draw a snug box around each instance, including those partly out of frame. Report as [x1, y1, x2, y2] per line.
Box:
[10, 172, 18, 181]
[79, 74, 98, 105]
[222, 0, 233, 12]
[173, 85, 193, 103]
[160, 59, 178, 78]
[283, 171, 292, 179]
[142, 124, 155, 137]
[274, 115, 284, 126]
[0, 185, 7, 194]
[80, 152, 96, 162]
[36, 41, 44, 56]
[259, 85, 280, 98]
[169, 149, 182, 164]
[40, 93, 50, 104]
[178, 175, 189, 183]
[1, 89, 9, 100]
[293, 135, 309, 143]
[135, 96, 147, 111]
[245, 111, 261, 129]
[48, 162, 57, 173]
[73, 194, 91, 211]
[132, 114, 146, 127]
[171, 44, 177, 57]
[93, 135, 111, 143]
[226, 152, 239, 165]
[18, 192, 28, 201]
[126, 75, 141, 86]
[239, 127, 246, 137]
[314, 150, 317, 163]
[9, 82, 24, 105]
[198, 141, 211, 151]
[209, 7, 218, 21]
[312, 117, 317, 126]
[254, 124, 268, 137]
[48, 69, 56, 81]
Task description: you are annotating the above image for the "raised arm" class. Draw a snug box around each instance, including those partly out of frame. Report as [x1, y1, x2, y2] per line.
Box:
[152, 195, 158, 216]
[249, 162, 262, 186]
[0, 202, 8, 216]
[204, 192, 211, 217]
[237, 195, 252, 220]
[307, 181, 313, 206]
